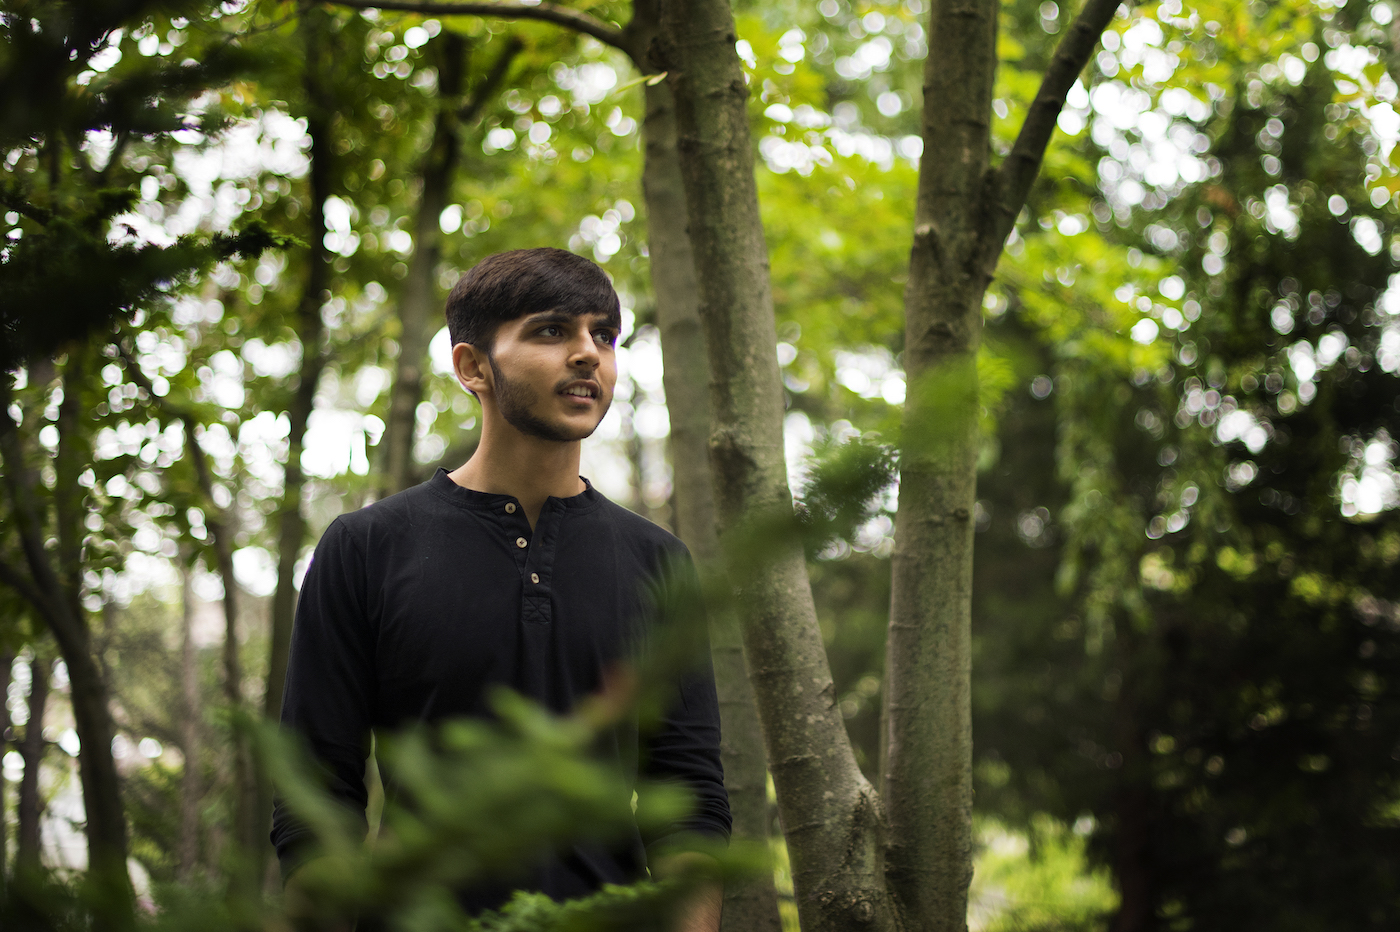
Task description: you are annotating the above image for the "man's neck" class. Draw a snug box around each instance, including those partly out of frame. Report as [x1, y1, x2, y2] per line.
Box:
[448, 421, 584, 528]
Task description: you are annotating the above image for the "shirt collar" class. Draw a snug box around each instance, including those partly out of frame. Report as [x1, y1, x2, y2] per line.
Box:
[428, 467, 603, 513]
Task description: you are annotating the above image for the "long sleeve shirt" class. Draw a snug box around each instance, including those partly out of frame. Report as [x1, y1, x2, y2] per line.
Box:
[270, 469, 730, 912]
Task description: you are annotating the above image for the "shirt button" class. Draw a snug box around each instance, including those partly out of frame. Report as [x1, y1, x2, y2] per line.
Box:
[530, 572, 540, 584]
[516, 537, 527, 549]
[505, 503, 516, 514]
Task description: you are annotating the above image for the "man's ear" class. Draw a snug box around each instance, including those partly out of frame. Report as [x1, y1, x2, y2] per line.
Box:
[452, 342, 492, 397]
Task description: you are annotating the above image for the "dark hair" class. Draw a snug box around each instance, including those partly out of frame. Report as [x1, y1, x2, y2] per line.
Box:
[445, 248, 621, 351]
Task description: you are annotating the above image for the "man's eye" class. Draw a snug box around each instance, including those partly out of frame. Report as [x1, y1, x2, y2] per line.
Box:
[539, 325, 562, 337]
[595, 330, 617, 345]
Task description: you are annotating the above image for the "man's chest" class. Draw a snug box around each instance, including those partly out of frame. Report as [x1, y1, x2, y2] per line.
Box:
[358, 514, 654, 720]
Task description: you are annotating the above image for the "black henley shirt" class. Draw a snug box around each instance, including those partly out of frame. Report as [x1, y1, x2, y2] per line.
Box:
[270, 468, 731, 911]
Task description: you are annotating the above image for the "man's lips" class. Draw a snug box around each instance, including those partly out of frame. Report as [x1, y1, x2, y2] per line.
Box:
[558, 380, 600, 401]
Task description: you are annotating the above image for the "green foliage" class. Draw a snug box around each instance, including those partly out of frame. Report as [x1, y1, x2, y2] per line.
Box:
[264, 688, 748, 932]
[970, 1, 1400, 928]
[0, 0, 286, 369]
[8, 0, 1400, 929]
[971, 816, 1117, 932]
[795, 435, 898, 556]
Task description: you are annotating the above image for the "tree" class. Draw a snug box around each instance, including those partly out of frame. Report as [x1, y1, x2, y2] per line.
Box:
[969, 0, 1400, 926]
[0, 0, 297, 904]
[655, 0, 1124, 929]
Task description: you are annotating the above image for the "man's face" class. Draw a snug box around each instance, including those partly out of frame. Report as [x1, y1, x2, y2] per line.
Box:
[477, 309, 619, 442]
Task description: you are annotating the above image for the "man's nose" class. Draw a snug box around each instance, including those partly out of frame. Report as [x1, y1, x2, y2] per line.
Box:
[568, 329, 600, 367]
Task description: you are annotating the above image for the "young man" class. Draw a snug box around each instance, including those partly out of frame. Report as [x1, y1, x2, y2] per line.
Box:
[270, 248, 729, 929]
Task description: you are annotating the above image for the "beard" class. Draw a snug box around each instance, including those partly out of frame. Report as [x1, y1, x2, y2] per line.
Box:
[489, 355, 609, 442]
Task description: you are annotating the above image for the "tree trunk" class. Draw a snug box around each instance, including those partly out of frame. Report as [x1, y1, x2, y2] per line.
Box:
[116, 321, 251, 881]
[0, 370, 133, 916]
[887, 2, 1126, 927]
[177, 556, 203, 881]
[882, 0, 997, 924]
[17, 653, 50, 869]
[0, 649, 10, 876]
[259, 9, 335, 883]
[379, 33, 469, 499]
[1109, 638, 1155, 932]
[639, 59, 783, 932]
[205, 446, 256, 878]
[658, 6, 893, 932]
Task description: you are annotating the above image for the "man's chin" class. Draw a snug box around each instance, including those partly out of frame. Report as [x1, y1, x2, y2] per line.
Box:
[502, 409, 608, 443]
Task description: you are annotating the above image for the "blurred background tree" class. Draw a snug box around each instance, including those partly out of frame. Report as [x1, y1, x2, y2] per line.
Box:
[3, 0, 1400, 930]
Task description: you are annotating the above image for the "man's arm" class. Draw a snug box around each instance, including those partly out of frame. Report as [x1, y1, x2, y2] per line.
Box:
[270, 516, 377, 879]
[637, 553, 732, 844]
[653, 852, 724, 932]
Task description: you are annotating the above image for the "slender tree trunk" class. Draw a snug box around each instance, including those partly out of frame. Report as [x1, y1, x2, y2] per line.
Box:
[658, 7, 894, 932]
[881, 0, 997, 923]
[1109, 636, 1155, 932]
[0, 648, 10, 876]
[177, 557, 203, 881]
[639, 62, 783, 932]
[0, 369, 133, 917]
[887, 2, 1125, 928]
[114, 332, 249, 880]
[206, 453, 255, 878]
[380, 33, 469, 498]
[259, 10, 335, 883]
[16, 653, 50, 869]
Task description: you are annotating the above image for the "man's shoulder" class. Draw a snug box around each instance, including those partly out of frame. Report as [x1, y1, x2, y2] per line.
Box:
[592, 495, 689, 557]
[321, 477, 452, 543]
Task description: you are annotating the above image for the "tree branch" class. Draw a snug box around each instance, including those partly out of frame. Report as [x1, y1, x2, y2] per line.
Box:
[319, 0, 630, 53]
[0, 382, 85, 658]
[0, 557, 57, 623]
[460, 35, 524, 124]
[983, 0, 1125, 265]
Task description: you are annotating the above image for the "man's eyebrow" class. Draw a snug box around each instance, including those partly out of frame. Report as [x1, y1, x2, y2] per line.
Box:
[521, 311, 618, 329]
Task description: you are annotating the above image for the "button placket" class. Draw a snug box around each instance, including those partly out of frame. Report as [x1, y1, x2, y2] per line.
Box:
[517, 501, 559, 623]
[499, 500, 531, 571]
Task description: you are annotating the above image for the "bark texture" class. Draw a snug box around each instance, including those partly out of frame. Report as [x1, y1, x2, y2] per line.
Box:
[888, 1, 1126, 929]
[205, 426, 254, 869]
[636, 24, 781, 929]
[658, 6, 892, 932]
[883, 0, 997, 923]
[1109, 641, 1154, 932]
